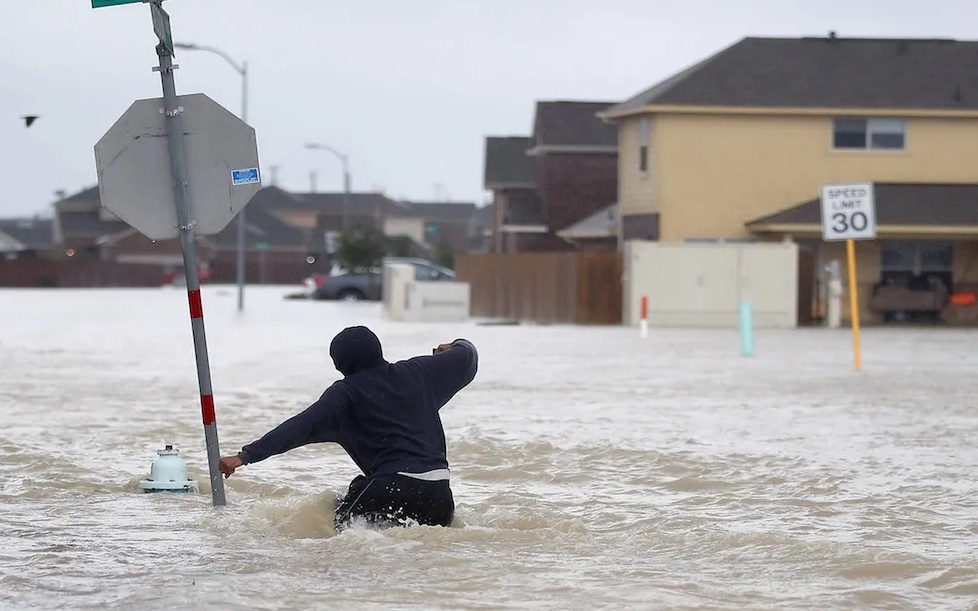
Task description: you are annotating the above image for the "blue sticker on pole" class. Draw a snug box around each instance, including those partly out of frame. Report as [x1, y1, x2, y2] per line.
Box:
[231, 167, 260, 186]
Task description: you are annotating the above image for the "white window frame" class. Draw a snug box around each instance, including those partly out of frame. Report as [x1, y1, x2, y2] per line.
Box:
[831, 117, 907, 151]
[880, 240, 953, 275]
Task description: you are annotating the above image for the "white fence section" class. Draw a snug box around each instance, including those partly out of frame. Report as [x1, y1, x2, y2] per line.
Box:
[383, 263, 471, 323]
[622, 240, 799, 329]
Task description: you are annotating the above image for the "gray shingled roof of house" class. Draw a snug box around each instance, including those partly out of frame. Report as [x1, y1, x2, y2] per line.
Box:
[532, 101, 619, 147]
[208, 202, 310, 250]
[390, 201, 477, 223]
[51, 186, 128, 240]
[282, 191, 406, 217]
[58, 210, 128, 239]
[483, 136, 535, 188]
[604, 36, 978, 116]
[747, 183, 978, 228]
[0, 218, 53, 249]
[557, 203, 618, 238]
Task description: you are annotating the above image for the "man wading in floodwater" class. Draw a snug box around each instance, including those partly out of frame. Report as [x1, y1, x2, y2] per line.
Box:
[218, 326, 478, 531]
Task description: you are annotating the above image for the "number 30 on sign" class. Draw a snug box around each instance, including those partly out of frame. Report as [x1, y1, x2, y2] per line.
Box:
[820, 182, 877, 242]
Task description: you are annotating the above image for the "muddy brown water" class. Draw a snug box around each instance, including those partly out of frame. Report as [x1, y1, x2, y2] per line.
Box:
[1, 287, 976, 610]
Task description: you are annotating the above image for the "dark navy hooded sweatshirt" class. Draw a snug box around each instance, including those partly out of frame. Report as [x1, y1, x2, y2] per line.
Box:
[236, 326, 478, 478]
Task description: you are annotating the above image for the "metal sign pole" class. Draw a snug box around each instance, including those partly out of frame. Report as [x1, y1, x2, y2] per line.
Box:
[93, 0, 261, 509]
[153, 22, 226, 507]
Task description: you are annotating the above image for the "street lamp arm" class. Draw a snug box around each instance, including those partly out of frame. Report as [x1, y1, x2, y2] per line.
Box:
[173, 42, 246, 75]
[172, 39, 249, 313]
[305, 142, 349, 167]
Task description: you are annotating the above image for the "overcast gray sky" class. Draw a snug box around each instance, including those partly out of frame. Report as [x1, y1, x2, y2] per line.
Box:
[1, 0, 976, 217]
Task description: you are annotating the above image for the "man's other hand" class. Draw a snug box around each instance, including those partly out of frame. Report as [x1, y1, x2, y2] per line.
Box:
[432, 343, 453, 355]
[219, 455, 244, 478]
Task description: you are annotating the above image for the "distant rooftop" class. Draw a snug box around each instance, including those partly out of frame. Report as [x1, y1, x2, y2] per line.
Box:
[603, 35, 978, 118]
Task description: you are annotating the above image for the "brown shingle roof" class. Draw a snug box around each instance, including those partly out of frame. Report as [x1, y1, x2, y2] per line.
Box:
[531, 101, 618, 148]
[747, 182, 978, 228]
[483, 136, 535, 188]
[604, 36, 978, 117]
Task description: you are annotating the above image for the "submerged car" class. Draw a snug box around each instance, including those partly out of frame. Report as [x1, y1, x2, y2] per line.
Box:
[304, 257, 455, 301]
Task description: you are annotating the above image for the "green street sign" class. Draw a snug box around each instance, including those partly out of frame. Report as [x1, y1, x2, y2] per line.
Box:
[91, 0, 143, 7]
[255, 242, 271, 251]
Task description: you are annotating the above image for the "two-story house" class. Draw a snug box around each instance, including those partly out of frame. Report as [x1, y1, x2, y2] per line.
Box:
[483, 135, 542, 252]
[484, 100, 619, 252]
[600, 34, 978, 322]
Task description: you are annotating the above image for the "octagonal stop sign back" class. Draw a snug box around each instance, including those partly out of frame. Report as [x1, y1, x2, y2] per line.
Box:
[94, 92, 261, 241]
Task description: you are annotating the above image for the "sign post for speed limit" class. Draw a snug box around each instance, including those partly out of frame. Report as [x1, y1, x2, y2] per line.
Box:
[820, 182, 877, 372]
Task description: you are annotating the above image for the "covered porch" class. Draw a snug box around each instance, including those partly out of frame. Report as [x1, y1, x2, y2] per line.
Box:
[746, 183, 978, 325]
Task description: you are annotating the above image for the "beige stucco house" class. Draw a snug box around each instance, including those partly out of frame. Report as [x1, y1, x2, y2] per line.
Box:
[600, 34, 978, 323]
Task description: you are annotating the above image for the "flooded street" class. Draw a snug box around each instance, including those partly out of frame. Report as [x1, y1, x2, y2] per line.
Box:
[1, 285, 977, 610]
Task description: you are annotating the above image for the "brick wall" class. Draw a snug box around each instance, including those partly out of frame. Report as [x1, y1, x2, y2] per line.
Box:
[536, 152, 618, 233]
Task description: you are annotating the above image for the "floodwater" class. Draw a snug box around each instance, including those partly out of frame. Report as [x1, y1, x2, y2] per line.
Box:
[1, 285, 977, 610]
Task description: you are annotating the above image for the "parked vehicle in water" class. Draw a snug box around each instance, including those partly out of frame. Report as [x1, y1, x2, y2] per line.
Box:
[303, 257, 455, 301]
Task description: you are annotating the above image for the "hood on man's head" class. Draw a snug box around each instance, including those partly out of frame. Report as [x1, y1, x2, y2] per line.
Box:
[330, 326, 385, 376]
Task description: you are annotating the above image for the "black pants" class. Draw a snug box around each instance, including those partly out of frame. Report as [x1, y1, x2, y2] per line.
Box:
[334, 473, 454, 532]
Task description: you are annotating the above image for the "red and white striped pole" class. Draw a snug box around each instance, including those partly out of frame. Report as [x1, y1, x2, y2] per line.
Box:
[186, 284, 225, 505]
[640, 295, 649, 338]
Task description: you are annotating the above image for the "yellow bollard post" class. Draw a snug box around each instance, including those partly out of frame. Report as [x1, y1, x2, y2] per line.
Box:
[846, 238, 862, 371]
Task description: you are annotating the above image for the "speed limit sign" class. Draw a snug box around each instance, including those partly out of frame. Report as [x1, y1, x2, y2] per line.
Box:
[820, 182, 877, 241]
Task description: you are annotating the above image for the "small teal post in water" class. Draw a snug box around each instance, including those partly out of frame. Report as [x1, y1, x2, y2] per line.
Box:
[739, 300, 754, 357]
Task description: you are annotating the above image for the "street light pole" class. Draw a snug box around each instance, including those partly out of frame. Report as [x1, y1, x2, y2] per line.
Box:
[305, 143, 351, 231]
[175, 42, 249, 313]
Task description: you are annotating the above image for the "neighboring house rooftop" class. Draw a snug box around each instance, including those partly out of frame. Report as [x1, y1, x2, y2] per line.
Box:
[530, 100, 619, 152]
[557, 203, 618, 240]
[602, 35, 978, 118]
[282, 191, 408, 217]
[483, 136, 535, 189]
[59, 210, 127, 239]
[52, 186, 128, 241]
[57, 186, 101, 208]
[747, 182, 978, 230]
[0, 218, 53, 249]
[392, 201, 478, 223]
[209, 202, 309, 251]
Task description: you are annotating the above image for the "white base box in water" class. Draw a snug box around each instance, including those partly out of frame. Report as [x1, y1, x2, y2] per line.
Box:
[400, 281, 471, 323]
[383, 262, 470, 323]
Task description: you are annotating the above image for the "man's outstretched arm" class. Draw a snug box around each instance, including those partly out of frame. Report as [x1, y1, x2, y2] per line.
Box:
[421, 338, 479, 409]
[219, 383, 350, 477]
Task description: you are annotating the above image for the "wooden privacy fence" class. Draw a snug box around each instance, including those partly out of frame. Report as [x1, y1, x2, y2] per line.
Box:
[0, 259, 164, 288]
[455, 251, 622, 325]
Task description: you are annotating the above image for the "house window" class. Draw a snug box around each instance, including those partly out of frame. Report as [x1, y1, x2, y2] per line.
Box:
[639, 117, 650, 172]
[880, 240, 953, 288]
[833, 118, 906, 150]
